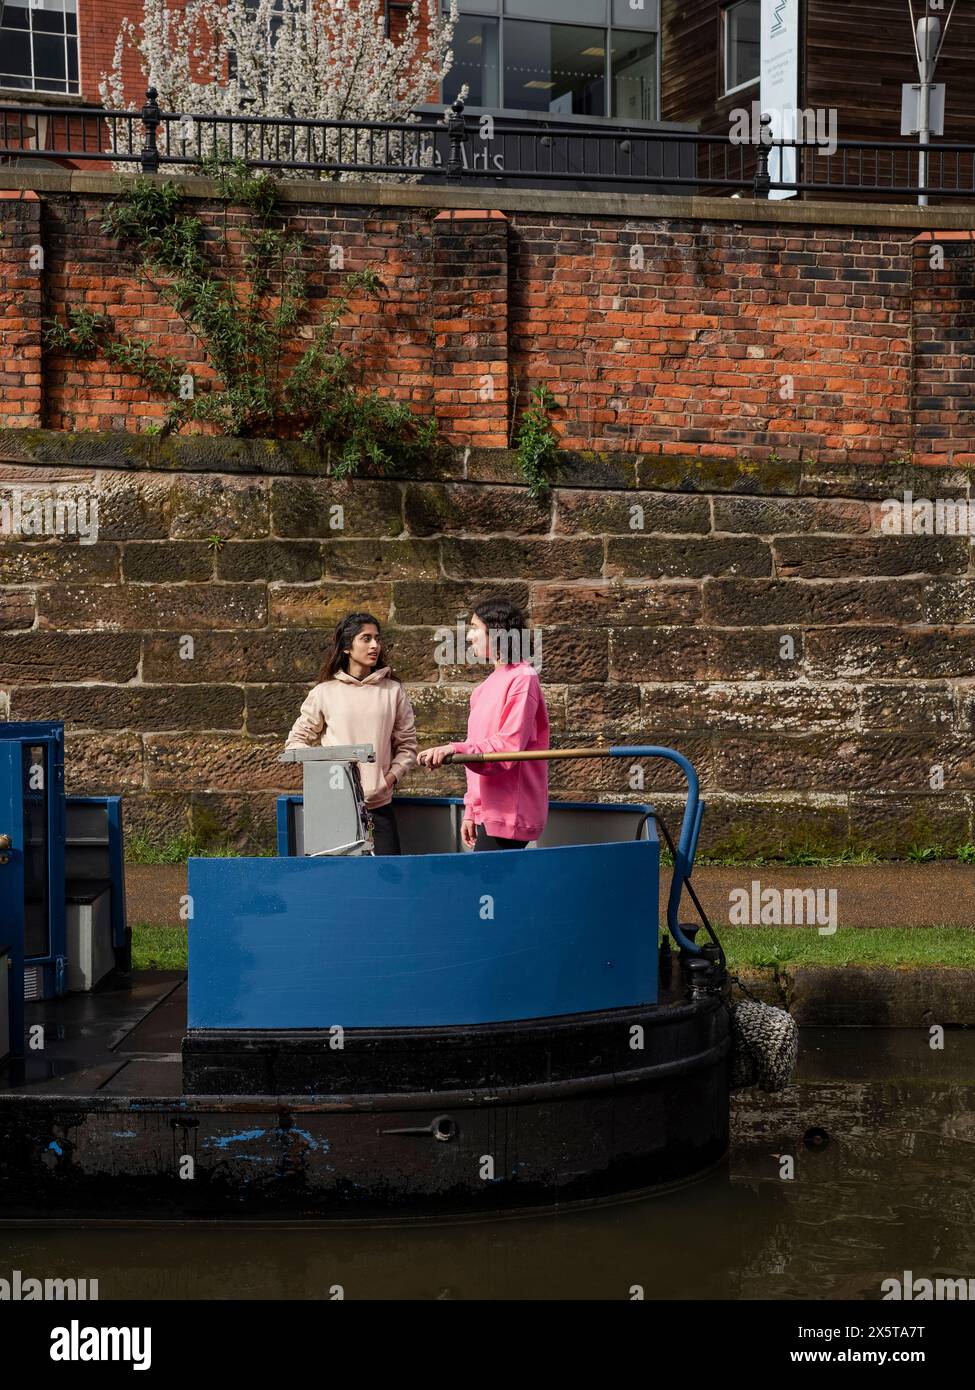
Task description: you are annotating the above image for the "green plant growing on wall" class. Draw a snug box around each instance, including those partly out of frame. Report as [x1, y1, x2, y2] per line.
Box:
[42, 158, 441, 477]
[514, 384, 559, 498]
[44, 304, 186, 399]
[43, 305, 110, 356]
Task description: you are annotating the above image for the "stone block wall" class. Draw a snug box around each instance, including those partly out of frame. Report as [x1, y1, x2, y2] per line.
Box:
[1, 435, 973, 858]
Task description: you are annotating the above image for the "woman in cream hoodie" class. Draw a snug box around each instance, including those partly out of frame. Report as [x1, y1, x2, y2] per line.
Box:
[285, 612, 418, 855]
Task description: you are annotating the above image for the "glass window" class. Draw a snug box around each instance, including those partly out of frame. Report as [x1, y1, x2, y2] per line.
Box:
[451, 14, 501, 107]
[503, 20, 606, 115]
[611, 30, 656, 121]
[1, 33, 33, 83]
[33, 7, 67, 34]
[34, 33, 67, 84]
[0, 0, 79, 94]
[442, 0, 660, 118]
[230, 0, 291, 87]
[724, 0, 760, 93]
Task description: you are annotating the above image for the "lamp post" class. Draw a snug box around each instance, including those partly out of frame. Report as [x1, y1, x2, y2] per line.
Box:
[908, 0, 957, 207]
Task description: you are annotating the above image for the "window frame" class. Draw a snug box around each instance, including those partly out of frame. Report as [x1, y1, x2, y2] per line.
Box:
[440, 3, 661, 123]
[0, 0, 81, 97]
[721, 0, 761, 98]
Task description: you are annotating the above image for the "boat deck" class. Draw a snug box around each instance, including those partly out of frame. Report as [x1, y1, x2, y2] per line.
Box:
[1, 958, 699, 1100]
[1, 972, 186, 1098]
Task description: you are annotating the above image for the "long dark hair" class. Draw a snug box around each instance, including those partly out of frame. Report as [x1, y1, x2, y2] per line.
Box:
[318, 612, 398, 682]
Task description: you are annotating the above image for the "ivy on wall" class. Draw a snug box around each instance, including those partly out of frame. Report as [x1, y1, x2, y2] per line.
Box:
[43, 158, 443, 479]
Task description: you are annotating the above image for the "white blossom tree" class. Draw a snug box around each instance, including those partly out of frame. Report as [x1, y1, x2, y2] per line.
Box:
[99, 0, 462, 178]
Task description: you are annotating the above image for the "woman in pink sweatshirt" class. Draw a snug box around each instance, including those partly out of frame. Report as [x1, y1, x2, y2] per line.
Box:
[285, 612, 417, 855]
[418, 598, 550, 851]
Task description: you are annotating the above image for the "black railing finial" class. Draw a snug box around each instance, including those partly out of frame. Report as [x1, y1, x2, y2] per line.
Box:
[141, 86, 161, 174]
[752, 113, 773, 199]
[445, 94, 467, 181]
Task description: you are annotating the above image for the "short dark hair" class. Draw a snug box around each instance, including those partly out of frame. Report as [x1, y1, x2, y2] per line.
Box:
[471, 596, 531, 664]
[472, 596, 527, 636]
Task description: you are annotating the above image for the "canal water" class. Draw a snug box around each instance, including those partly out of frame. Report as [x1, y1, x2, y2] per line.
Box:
[1, 1028, 972, 1300]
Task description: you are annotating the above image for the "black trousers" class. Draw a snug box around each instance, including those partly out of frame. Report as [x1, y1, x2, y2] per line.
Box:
[369, 803, 401, 856]
[473, 824, 529, 852]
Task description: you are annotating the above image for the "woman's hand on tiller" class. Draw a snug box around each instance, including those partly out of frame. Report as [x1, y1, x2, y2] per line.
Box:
[417, 744, 454, 768]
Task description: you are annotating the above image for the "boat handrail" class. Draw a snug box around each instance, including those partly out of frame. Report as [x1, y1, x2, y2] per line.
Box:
[447, 744, 704, 955]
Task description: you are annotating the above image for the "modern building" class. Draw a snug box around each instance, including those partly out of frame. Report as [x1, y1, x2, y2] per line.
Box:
[0, 0, 660, 117]
[1, 0, 973, 198]
[659, 0, 975, 146]
[438, 0, 660, 122]
[0, 0, 663, 123]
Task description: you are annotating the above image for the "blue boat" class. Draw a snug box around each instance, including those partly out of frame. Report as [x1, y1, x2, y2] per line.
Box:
[181, 744, 734, 1212]
[0, 725, 752, 1217]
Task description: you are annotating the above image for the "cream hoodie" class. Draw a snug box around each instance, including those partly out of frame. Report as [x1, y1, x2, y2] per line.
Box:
[284, 667, 418, 808]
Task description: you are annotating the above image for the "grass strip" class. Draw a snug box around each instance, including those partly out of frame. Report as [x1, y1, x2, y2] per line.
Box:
[716, 926, 975, 969]
[130, 924, 975, 974]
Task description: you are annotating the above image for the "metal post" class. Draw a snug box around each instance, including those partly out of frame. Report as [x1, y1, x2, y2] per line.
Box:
[445, 95, 467, 181]
[918, 75, 930, 208]
[910, 0, 957, 208]
[140, 87, 161, 174]
[752, 113, 772, 199]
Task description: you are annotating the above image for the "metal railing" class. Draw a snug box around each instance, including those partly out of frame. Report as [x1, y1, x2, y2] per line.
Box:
[2, 90, 975, 201]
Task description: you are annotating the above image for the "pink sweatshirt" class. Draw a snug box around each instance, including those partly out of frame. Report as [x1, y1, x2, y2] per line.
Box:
[451, 662, 550, 840]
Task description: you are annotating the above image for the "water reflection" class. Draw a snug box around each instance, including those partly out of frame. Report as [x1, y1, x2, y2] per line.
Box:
[1, 1029, 972, 1300]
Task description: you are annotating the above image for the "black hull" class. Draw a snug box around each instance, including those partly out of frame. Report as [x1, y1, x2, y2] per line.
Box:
[0, 992, 731, 1219]
[3, 1000, 728, 1217]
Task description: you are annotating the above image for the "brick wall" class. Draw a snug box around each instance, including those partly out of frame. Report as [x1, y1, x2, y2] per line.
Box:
[0, 192, 43, 428]
[1, 182, 973, 462]
[77, 0, 143, 104]
[913, 233, 975, 462]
